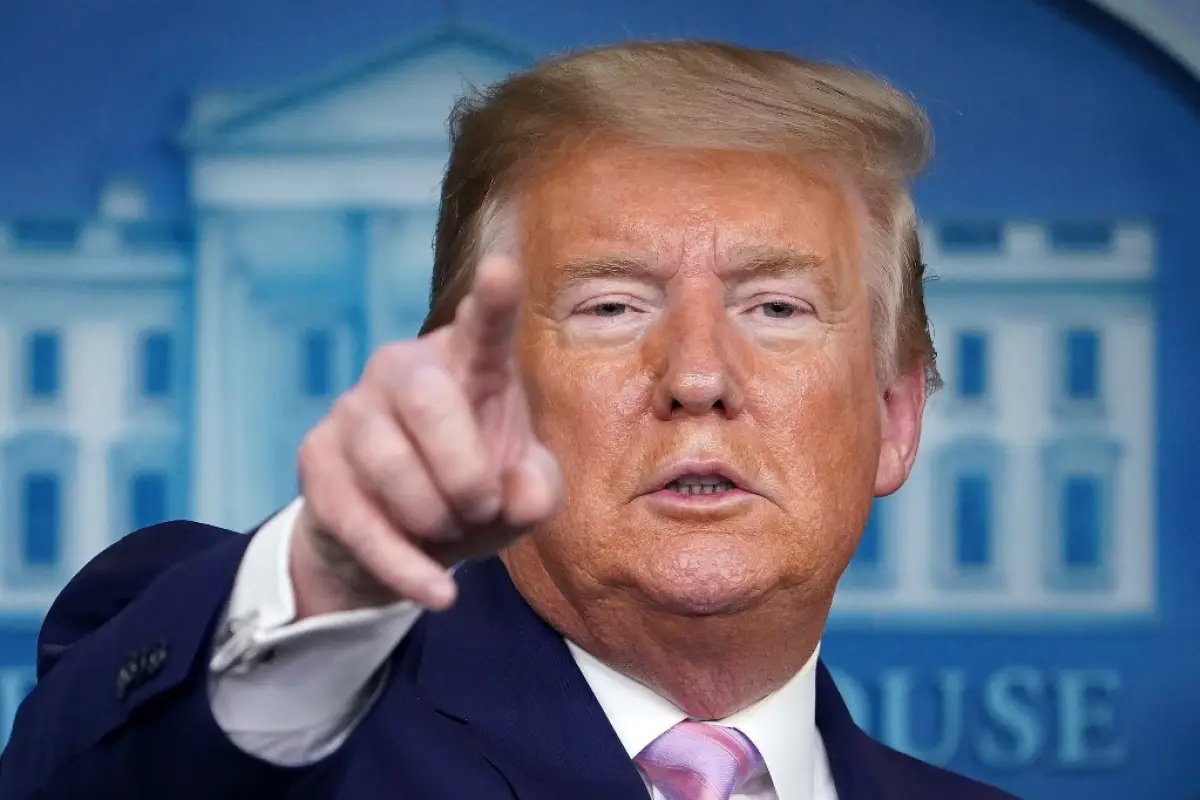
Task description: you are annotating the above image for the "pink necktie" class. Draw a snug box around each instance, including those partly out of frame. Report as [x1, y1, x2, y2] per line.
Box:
[635, 721, 765, 800]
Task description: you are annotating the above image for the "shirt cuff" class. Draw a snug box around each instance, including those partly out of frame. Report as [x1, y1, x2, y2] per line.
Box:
[208, 498, 423, 755]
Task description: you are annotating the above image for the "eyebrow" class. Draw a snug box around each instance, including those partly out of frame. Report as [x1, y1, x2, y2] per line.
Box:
[719, 245, 827, 281]
[556, 246, 830, 287]
[558, 255, 658, 283]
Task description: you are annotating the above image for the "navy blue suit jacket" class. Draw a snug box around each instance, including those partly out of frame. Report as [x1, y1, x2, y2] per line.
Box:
[0, 520, 1016, 799]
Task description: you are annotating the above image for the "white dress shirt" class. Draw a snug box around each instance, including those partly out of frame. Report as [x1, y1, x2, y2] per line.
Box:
[208, 499, 838, 799]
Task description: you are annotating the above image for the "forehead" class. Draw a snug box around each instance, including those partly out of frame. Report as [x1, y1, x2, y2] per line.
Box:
[516, 144, 862, 275]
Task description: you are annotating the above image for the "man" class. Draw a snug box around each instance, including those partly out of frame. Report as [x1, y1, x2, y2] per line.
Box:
[0, 42, 1015, 799]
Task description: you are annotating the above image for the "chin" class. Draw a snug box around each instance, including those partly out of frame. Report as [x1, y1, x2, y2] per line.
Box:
[636, 535, 774, 617]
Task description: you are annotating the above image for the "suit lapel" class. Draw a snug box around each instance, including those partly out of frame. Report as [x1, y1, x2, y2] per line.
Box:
[814, 660, 887, 800]
[413, 557, 648, 800]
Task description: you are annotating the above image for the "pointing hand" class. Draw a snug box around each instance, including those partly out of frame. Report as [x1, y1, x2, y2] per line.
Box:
[290, 256, 562, 617]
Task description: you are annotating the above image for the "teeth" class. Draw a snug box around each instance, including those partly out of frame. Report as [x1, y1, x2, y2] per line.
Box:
[666, 476, 736, 495]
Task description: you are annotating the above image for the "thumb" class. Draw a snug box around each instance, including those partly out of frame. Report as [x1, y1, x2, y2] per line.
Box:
[501, 442, 563, 529]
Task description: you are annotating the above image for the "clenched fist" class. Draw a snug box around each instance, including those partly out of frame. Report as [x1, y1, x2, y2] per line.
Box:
[289, 256, 563, 619]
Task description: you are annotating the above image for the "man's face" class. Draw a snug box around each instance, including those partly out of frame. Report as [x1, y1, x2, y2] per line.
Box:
[508, 144, 915, 618]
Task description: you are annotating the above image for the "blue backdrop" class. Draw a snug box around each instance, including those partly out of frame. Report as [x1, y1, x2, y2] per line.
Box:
[0, 1, 1197, 797]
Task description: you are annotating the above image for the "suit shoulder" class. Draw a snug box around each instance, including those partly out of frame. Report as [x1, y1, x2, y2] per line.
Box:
[37, 520, 242, 677]
[863, 736, 1020, 799]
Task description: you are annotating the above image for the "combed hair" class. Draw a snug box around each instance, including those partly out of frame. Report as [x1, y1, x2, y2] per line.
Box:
[421, 41, 941, 393]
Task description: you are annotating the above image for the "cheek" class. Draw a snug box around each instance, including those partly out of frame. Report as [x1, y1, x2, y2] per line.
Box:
[763, 347, 880, 516]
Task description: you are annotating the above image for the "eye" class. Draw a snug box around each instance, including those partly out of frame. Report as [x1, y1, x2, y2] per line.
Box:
[585, 301, 631, 317]
[566, 293, 654, 333]
[756, 300, 803, 319]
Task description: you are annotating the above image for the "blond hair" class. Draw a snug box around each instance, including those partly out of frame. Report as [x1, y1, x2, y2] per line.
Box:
[421, 41, 941, 392]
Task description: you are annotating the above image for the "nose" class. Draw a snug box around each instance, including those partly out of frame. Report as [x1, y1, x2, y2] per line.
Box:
[650, 295, 746, 420]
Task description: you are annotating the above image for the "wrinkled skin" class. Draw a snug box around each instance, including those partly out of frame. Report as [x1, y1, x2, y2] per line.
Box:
[502, 145, 926, 717]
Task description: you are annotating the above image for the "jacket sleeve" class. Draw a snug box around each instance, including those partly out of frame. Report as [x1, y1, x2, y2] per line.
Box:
[0, 520, 354, 799]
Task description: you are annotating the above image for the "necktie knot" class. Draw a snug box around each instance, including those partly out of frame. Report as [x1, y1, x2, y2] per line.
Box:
[635, 721, 764, 800]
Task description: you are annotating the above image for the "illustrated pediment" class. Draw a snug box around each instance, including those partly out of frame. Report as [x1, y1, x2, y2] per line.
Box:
[182, 25, 530, 152]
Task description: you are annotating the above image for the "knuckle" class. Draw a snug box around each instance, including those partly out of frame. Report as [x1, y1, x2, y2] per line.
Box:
[406, 502, 458, 542]
[345, 425, 453, 539]
[363, 341, 415, 385]
[386, 473, 458, 541]
[331, 388, 371, 427]
[401, 374, 459, 426]
[353, 429, 414, 492]
[443, 469, 499, 515]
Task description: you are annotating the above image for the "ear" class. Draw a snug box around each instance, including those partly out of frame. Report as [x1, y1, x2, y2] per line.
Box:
[874, 362, 927, 497]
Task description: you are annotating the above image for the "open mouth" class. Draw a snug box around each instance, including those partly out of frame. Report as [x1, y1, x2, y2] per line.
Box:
[643, 459, 756, 507]
[663, 475, 739, 496]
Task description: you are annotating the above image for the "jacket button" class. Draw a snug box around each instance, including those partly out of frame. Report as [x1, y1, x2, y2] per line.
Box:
[143, 642, 169, 676]
[116, 662, 138, 699]
[115, 642, 169, 699]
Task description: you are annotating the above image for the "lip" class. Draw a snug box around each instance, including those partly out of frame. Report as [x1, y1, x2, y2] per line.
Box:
[644, 458, 757, 496]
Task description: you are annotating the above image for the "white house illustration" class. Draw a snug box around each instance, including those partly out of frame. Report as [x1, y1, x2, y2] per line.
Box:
[832, 220, 1156, 624]
[180, 27, 529, 531]
[0, 180, 190, 615]
[0, 26, 1157, 634]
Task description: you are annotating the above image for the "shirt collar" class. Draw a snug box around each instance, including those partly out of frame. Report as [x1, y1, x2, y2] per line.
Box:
[566, 639, 820, 799]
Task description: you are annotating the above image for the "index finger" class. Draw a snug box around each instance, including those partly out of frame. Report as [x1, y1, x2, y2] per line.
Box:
[455, 255, 523, 387]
